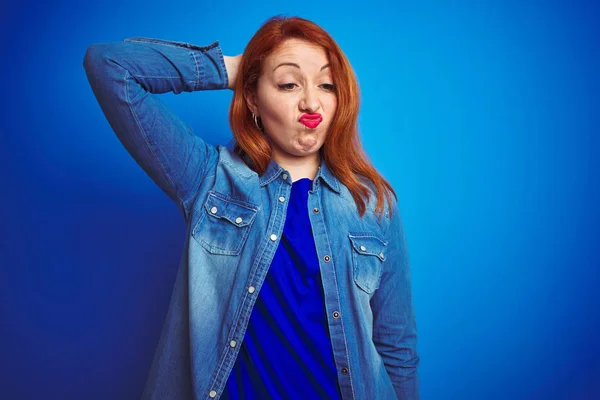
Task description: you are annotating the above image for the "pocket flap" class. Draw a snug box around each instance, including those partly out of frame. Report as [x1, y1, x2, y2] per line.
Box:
[348, 233, 387, 261]
[204, 192, 258, 228]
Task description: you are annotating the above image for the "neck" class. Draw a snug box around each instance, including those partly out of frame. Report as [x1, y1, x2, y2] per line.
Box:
[274, 153, 321, 183]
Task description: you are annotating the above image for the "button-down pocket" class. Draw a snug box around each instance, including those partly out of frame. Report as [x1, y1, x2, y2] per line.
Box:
[193, 191, 258, 256]
[348, 233, 387, 293]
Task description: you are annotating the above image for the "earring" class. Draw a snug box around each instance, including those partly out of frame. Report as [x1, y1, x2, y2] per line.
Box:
[252, 112, 264, 130]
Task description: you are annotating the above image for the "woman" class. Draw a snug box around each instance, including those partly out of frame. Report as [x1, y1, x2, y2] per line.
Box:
[84, 15, 419, 400]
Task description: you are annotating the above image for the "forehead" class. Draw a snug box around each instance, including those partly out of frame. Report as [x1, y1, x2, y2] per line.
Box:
[265, 39, 329, 70]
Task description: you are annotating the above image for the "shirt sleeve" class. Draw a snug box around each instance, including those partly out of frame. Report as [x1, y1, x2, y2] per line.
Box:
[370, 202, 420, 399]
[83, 37, 228, 218]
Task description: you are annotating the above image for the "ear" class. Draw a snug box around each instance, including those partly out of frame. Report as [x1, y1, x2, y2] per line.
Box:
[244, 88, 259, 116]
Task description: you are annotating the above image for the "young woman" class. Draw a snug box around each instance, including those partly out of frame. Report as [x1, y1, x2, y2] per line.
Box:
[84, 15, 419, 400]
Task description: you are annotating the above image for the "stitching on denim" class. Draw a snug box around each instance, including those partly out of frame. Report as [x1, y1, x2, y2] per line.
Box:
[261, 168, 284, 186]
[191, 193, 258, 255]
[348, 232, 389, 246]
[221, 157, 256, 179]
[206, 182, 285, 395]
[181, 146, 215, 222]
[196, 224, 251, 255]
[190, 50, 201, 91]
[350, 240, 384, 293]
[352, 247, 373, 293]
[311, 189, 357, 398]
[348, 236, 387, 263]
[129, 74, 180, 79]
[199, 48, 206, 90]
[124, 37, 219, 52]
[206, 190, 260, 211]
[191, 210, 237, 255]
[125, 38, 185, 49]
[319, 191, 357, 399]
[215, 44, 228, 89]
[124, 70, 177, 198]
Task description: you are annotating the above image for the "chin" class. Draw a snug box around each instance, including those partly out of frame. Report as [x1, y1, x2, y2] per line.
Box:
[296, 146, 322, 156]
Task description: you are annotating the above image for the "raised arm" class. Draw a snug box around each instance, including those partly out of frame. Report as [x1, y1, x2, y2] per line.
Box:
[83, 37, 234, 219]
[370, 203, 420, 399]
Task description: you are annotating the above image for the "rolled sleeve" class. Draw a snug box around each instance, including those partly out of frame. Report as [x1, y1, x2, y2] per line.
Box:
[83, 37, 227, 218]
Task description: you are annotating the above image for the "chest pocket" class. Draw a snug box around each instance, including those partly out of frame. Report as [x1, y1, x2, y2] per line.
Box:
[192, 192, 259, 256]
[348, 233, 387, 294]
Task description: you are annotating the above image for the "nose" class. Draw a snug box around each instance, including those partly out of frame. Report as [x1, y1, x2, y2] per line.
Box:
[299, 86, 321, 112]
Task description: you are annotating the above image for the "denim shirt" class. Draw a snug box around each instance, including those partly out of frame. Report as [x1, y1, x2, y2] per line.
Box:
[83, 37, 419, 400]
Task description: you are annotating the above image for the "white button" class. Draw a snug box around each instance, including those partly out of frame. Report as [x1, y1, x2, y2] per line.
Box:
[210, 206, 218, 214]
[248, 286, 256, 294]
[270, 234, 277, 241]
[360, 245, 366, 251]
[235, 217, 243, 224]
[230, 340, 237, 348]
[209, 390, 217, 398]
[282, 173, 288, 180]
[278, 196, 285, 202]
[379, 252, 384, 258]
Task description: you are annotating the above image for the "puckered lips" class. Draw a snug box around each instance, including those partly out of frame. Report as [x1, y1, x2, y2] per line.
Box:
[299, 113, 322, 129]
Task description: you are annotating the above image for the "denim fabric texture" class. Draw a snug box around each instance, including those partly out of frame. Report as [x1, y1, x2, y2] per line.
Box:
[83, 37, 420, 400]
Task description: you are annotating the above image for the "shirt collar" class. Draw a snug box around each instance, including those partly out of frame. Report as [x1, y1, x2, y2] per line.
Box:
[259, 158, 341, 195]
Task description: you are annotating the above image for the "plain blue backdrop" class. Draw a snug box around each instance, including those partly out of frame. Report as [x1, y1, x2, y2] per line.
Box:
[1, 0, 599, 399]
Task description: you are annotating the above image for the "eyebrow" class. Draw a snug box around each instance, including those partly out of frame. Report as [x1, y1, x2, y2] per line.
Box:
[273, 62, 330, 72]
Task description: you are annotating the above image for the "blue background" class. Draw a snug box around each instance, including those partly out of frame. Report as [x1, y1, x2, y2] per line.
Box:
[1, 0, 599, 399]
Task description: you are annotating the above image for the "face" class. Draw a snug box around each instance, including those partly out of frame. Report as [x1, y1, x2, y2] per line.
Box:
[246, 38, 337, 166]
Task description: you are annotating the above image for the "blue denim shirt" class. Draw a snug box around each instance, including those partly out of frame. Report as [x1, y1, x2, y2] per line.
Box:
[83, 37, 419, 400]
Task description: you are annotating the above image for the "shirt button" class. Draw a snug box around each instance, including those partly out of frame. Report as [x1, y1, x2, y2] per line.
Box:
[278, 196, 286, 202]
[270, 234, 277, 241]
[360, 245, 366, 252]
[324, 255, 330, 262]
[333, 311, 340, 318]
[248, 286, 256, 294]
[230, 340, 237, 348]
[313, 207, 319, 213]
[209, 390, 217, 398]
[210, 206, 218, 214]
[235, 217, 243, 224]
[341, 367, 349, 374]
[282, 173, 288, 180]
[379, 252, 384, 259]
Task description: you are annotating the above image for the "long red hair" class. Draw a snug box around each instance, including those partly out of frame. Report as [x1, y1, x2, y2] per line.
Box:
[229, 15, 397, 219]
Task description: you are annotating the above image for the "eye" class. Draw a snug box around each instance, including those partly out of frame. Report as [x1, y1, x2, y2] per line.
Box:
[278, 83, 298, 90]
[321, 83, 336, 91]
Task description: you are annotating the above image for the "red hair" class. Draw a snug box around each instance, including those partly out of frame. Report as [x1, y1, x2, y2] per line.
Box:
[228, 15, 397, 218]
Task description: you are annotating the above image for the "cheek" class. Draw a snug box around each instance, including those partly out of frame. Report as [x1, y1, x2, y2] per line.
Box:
[261, 96, 294, 123]
[328, 96, 338, 111]
[325, 97, 338, 121]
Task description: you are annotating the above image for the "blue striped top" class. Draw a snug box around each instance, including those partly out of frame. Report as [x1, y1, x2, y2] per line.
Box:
[221, 177, 342, 399]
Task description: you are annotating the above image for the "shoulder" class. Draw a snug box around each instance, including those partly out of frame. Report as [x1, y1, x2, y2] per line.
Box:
[216, 145, 258, 179]
[356, 175, 400, 227]
[333, 177, 393, 236]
